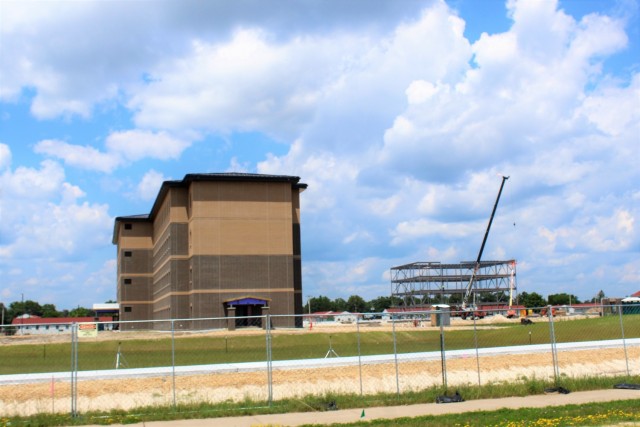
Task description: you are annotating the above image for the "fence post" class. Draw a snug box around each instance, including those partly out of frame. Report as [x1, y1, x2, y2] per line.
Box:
[617, 304, 630, 377]
[171, 319, 177, 408]
[266, 314, 273, 405]
[70, 322, 78, 417]
[473, 315, 481, 387]
[547, 305, 559, 385]
[356, 315, 363, 396]
[439, 311, 447, 391]
[392, 316, 400, 396]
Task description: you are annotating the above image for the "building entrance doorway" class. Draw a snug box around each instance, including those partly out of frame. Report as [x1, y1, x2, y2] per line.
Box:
[224, 296, 271, 328]
[234, 304, 262, 327]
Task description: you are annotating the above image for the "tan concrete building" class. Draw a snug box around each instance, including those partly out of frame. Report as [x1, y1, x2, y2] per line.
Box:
[112, 173, 307, 329]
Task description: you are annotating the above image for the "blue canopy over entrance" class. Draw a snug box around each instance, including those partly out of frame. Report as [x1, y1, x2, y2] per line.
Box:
[223, 296, 271, 328]
[226, 297, 269, 306]
[223, 295, 271, 307]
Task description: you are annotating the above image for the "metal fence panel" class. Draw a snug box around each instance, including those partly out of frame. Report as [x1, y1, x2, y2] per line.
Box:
[356, 315, 399, 399]
[620, 309, 640, 376]
[459, 306, 556, 388]
[0, 322, 75, 417]
[74, 320, 173, 413]
[2, 304, 640, 418]
[391, 312, 444, 394]
[172, 316, 269, 408]
[269, 314, 362, 403]
[548, 306, 633, 382]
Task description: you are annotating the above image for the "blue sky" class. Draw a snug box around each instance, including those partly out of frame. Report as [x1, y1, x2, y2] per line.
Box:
[0, 0, 638, 310]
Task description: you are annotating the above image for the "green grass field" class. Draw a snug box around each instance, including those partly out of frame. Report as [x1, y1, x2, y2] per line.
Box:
[1, 314, 638, 375]
[299, 399, 640, 427]
[2, 376, 640, 427]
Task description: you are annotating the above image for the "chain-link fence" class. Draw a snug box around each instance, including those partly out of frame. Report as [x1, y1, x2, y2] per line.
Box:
[1, 304, 639, 417]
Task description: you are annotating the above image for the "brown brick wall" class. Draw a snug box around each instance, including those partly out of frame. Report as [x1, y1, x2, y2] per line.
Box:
[120, 249, 152, 275]
[115, 177, 304, 328]
[190, 255, 293, 291]
[172, 223, 189, 255]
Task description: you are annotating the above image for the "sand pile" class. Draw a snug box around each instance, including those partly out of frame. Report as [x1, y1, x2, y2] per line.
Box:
[1, 346, 636, 416]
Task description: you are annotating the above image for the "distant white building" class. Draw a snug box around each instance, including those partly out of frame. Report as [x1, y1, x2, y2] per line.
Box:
[381, 307, 433, 321]
[334, 311, 360, 324]
[11, 315, 116, 335]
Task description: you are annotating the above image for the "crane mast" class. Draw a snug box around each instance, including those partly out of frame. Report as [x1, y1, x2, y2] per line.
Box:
[461, 175, 509, 312]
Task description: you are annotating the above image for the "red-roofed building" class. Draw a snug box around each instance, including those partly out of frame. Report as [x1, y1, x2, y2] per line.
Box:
[11, 314, 115, 335]
[303, 311, 338, 323]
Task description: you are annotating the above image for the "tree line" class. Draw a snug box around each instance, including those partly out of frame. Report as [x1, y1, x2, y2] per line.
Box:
[0, 300, 109, 325]
[0, 290, 607, 325]
[306, 290, 607, 314]
[306, 295, 404, 314]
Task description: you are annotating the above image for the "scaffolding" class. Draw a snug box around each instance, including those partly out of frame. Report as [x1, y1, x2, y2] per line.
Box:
[390, 260, 517, 307]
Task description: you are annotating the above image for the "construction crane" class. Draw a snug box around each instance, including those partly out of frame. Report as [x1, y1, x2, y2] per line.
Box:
[461, 175, 509, 318]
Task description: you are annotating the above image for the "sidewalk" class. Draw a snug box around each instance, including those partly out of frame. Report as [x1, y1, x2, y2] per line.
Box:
[83, 389, 640, 427]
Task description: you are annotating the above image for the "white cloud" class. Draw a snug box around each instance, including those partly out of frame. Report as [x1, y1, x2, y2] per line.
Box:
[128, 30, 346, 138]
[342, 230, 374, 245]
[391, 218, 479, 246]
[0, 143, 11, 170]
[260, 0, 638, 301]
[0, 0, 429, 119]
[226, 157, 251, 173]
[0, 148, 112, 261]
[368, 195, 402, 217]
[0, 0, 638, 307]
[84, 259, 117, 302]
[136, 170, 167, 201]
[35, 140, 120, 173]
[582, 209, 636, 252]
[580, 73, 640, 136]
[303, 257, 392, 300]
[1, 159, 65, 199]
[34, 130, 190, 173]
[106, 130, 191, 162]
[258, 140, 359, 212]
[0, 145, 114, 308]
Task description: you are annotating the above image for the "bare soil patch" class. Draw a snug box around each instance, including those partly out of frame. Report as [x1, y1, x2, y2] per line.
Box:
[1, 344, 636, 416]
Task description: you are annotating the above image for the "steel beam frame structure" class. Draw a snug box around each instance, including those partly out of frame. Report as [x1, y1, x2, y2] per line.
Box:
[390, 260, 517, 307]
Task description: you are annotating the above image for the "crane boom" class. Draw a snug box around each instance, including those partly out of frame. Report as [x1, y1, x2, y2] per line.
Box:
[461, 175, 509, 311]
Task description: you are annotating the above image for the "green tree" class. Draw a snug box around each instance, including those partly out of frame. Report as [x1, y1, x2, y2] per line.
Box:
[368, 296, 402, 312]
[346, 295, 367, 313]
[9, 300, 44, 321]
[448, 293, 462, 304]
[42, 304, 60, 318]
[591, 290, 606, 303]
[519, 292, 547, 308]
[548, 293, 581, 305]
[479, 291, 508, 303]
[69, 307, 94, 317]
[307, 295, 333, 313]
[331, 298, 348, 312]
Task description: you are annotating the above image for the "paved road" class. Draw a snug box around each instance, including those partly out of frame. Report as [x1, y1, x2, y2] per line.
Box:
[79, 388, 640, 427]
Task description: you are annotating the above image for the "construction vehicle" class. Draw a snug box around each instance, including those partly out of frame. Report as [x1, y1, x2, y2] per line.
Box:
[540, 306, 557, 317]
[460, 175, 509, 320]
